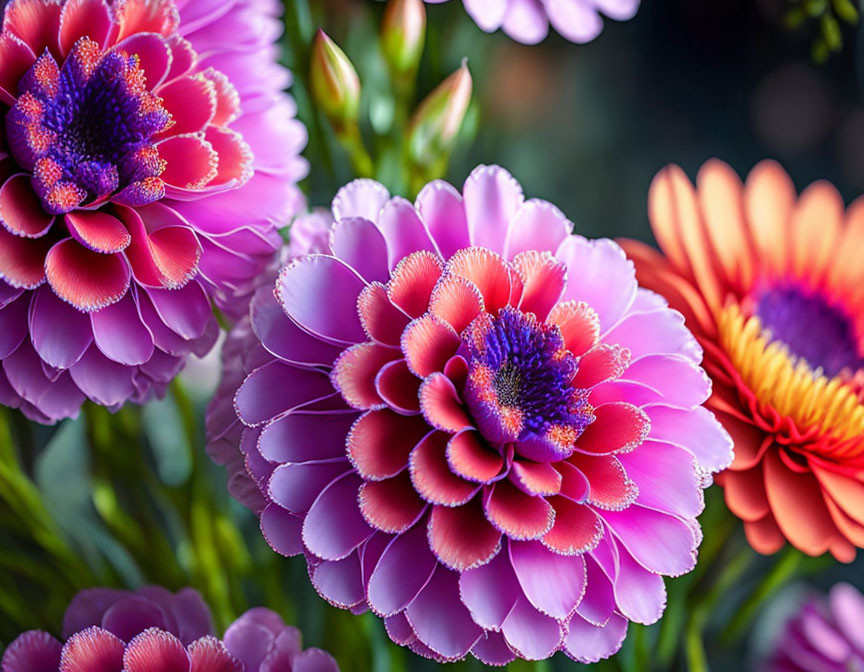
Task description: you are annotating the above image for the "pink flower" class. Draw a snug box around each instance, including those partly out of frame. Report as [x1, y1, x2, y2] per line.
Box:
[425, 0, 640, 45]
[207, 165, 732, 664]
[0, 586, 339, 672]
[0, 0, 307, 423]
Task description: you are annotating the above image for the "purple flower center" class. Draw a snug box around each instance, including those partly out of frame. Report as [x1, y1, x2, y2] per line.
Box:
[756, 285, 864, 378]
[6, 38, 171, 214]
[464, 307, 593, 457]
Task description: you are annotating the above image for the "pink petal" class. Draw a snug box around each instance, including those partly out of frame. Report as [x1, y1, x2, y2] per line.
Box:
[620, 354, 711, 409]
[234, 362, 334, 426]
[619, 440, 703, 518]
[506, 199, 571, 259]
[459, 548, 520, 629]
[556, 236, 636, 333]
[1, 630, 62, 672]
[603, 306, 702, 361]
[404, 566, 483, 660]
[346, 409, 430, 480]
[604, 504, 698, 576]
[357, 282, 410, 346]
[90, 293, 155, 365]
[302, 472, 374, 561]
[0, 175, 53, 238]
[614, 545, 666, 624]
[512, 250, 566, 320]
[485, 479, 555, 540]
[123, 628, 189, 672]
[428, 498, 501, 571]
[278, 255, 366, 344]
[511, 461, 562, 496]
[401, 314, 461, 377]
[500, 597, 563, 661]
[572, 344, 629, 388]
[65, 211, 130, 254]
[575, 402, 649, 455]
[546, 300, 600, 357]
[199, 70, 239, 127]
[542, 497, 603, 554]
[367, 522, 437, 616]
[113, 33, 172, 88]
[577, 555, 616, 625]
[446, 429, 503, 483]
[557, 461, 590, 502]
[3, 0, 61, 55]
[386, 251, 442, 318]
[58, 0, 112, 55]
[410, 431, 479, 506]
[545, 0, 604, 42]
[0, 34, 36, 105]
[45, 240, 130, 312]
[59, 627, 124, 672]
[570, 454, 636, 510]
[428, 273, 485, 333]
[203, 127, 252, 187]
[358, 472, 426, 533]
[564, 613, 627, 663]
[158, 135, 218, 190]
[0, 225, 51, 288]
[114, 0, 179, 40]
[645, 405, 733, 474]
[187, 637, 242, 672]
[463, 165, 524, 254]
[374, 359, 420, 413]
[419, 372, 472, 433]
[510, 540, 585, 620]
[331, 342, 398, 410]
[414, 180, 470, 258]
[157, 75, 216, 136]
[445, 247, 512, 315]
[376, 197, 438, 269]
[329, 217, 389, 283]
[331, 179, 389, 222]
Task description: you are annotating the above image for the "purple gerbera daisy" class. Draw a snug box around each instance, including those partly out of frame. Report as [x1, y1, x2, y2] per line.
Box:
[0, 0, 308, 423]
[207, 165, 733, 664]
[0, 586, 339, 672]
[425, 0, 640, 45]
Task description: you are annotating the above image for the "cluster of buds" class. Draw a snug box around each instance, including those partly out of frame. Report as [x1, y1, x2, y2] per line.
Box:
[309, 0, 472, 186]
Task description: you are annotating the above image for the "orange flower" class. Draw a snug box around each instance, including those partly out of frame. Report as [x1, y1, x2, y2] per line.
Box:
[620, 159, 864, 563]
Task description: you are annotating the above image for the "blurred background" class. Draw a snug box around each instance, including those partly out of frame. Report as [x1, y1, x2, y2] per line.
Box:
[2, 0, 864, 670]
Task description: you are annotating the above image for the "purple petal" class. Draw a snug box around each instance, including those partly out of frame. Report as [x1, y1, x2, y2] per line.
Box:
[101, 597, 168, 643]
[564, 613, 627, 663]
[145, 282, 212, 340]
[367, 523, 437, 617]
[260, 504, 304, 557]
[500, 597, 563, 660]
[1, 631, 62, 672]
[328, 217, 389, 283]
[459, 547, 520, 630]
[414, 180, 469, 259]
[376, 197, 438, 270]
[223, 620, 274, 672]
[234, 361, 334, 426]
[171, 589, 214, 645]
[69, 347, 135, 407]
[0, 294, 28, 359]
[471, 631, 516, 666]
[462, 165, 523, 254]
[28, 286, 92, 368]
[63, 589, 127, 639]
[603, 505, 697, 577]
[91, 294, 155, 366]
[331, 179, 389, 222]
[509, 540, 585, 620]
[302, 473, 374, 561]
[291, 649, 340, 672]
[311, 555, 365, 608]
[505, 200, 571, 259]
[268, 461, 350, 514]
[258, 412, 357, 463]
[405, 566, 483, 660]
[645, 406, 733, 476]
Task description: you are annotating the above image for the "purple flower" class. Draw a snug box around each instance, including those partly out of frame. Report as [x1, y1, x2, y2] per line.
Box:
[0, 586, 338, 672]
[206, 165, 733, 664]
[0, 0, 308, 423]
[770, 583, 864, 672]
[425, 0, 640, 44]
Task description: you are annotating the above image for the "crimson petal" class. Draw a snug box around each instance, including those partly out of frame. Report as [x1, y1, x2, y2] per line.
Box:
[0, 225, 51, 288]
[0, 175, 53, 238]
[428, 498, 502, 571]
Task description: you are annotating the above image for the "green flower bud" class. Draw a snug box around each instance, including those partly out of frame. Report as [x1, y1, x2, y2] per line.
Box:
[381, 0, 426, 76]
[310, 29, 361, 127]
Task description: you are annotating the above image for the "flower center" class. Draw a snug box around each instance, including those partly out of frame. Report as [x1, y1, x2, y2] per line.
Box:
[755, 285, 864, 378]
[463, 306, 594, 460]
[6, 38, 171, 214]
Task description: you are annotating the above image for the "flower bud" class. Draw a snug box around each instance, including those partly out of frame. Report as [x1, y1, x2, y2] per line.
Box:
[310, 29, 361, 127]
[381, 0, 426, 76]
[406, 60, 472, 168]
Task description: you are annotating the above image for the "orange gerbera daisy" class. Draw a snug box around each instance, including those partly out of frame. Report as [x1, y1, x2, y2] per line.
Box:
[620, 159, 864, 562]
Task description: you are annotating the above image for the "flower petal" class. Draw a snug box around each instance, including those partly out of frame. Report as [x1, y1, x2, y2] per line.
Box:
[428, 497, 502, 571]
[367, 522, 437, 617]
[0, 174, 53, 238]
[45, 240, 130, 312]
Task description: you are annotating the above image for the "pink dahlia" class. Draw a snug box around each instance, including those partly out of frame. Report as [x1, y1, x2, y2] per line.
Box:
[208, 165, 733, 663]
[0, 0, 307, 423]
[1, 586, 339, 672]
[425, 0, 640, 44]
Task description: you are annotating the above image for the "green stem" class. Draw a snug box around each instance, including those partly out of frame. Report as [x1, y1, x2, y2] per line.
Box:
[336, 121, 374, 178]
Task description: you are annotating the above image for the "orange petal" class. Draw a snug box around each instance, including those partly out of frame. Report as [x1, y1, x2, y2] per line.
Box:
[790, 180, 842, 285]
[721, 466, 769, 522]
[743, 160, 795, 277]
[743, 513, 785, 556]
